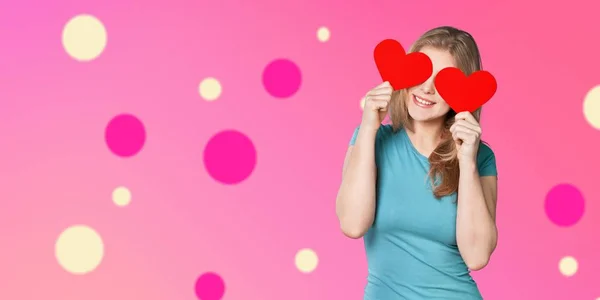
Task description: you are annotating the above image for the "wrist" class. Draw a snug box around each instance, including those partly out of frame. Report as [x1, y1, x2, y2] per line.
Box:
[459, 159, 478, 172]
[359, 124, 380, 134]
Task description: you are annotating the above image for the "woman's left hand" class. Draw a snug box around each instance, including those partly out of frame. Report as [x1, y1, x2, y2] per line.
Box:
[449, 111, 481, 164]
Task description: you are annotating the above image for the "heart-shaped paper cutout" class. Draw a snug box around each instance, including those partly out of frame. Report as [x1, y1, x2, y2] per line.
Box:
[374, 39, 433, 91]
[434, 67, 497, 113]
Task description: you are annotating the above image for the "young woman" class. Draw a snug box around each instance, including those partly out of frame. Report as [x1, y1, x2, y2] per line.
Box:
[336, 26, 498, 299]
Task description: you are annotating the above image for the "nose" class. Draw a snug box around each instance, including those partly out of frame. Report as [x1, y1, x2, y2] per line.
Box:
[420, 77, 436, 95]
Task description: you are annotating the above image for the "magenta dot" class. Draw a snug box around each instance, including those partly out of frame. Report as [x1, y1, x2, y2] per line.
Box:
[105, 114, 146, 157]
[262, 58, 302, 98]
[194, 272, 225, 300]
[203, 130, 256, 184]
[545, 183, 585, 227]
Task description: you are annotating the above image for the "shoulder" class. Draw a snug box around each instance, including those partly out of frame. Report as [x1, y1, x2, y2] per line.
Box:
[377, 123, 395, 138]
[477, 142, 496, 160]
[350, 123, 395, 143]
[476, 141, 498, 176]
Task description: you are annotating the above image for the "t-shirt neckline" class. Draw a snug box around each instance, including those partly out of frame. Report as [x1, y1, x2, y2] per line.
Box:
[400, 128, 431, 162]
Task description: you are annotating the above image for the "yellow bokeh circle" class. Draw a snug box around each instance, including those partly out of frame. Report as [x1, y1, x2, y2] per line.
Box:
[62, 14, 107, 61]
[55, 225, 105, 274]
[558, 256, 578, 277]
[583, 85, 600, 129]
[295, 248, 318, 273]
[199, 77, 222, 101]
[112, 186, 131, 207]
[317, 27, 331, 42]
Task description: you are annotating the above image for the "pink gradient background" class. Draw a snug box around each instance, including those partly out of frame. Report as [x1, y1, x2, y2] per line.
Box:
[1, 0, 600, 299]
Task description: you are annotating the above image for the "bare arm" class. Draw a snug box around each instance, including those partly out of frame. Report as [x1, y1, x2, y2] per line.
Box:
[335, 126, 378, 239]
[456, 161, 498, 271]
[451, 112, 499, 271]
[336, 81, 392, 239]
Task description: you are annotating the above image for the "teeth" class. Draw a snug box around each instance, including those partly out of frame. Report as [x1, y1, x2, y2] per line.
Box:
[416, 96, 434, 105]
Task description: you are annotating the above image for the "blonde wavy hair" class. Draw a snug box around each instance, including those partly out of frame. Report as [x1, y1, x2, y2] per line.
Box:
[388, 26, 484, 198]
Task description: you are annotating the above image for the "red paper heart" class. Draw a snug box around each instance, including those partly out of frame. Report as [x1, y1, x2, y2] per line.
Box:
[374, 39, 433, 91]
[434, 67, 497, 113]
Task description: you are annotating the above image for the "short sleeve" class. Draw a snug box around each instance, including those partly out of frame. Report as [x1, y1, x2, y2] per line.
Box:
[477, 142, 497, 177]
[349, 126, 361, 146]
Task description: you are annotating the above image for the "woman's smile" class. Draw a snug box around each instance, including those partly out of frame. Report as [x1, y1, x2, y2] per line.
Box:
[413, 94, 436, 108]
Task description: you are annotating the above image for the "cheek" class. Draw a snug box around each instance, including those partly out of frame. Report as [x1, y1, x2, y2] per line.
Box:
[436, 97, 452, 109]
[404, 93, 413, 106]
[434, 98, 452, 113]
[434, 95, 447, 105]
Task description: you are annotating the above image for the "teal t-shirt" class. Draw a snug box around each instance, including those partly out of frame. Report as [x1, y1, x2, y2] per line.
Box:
[349, 124, 497, 300]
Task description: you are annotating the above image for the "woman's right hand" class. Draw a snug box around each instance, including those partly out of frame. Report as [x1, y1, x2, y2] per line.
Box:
[360, 81, 393, 131]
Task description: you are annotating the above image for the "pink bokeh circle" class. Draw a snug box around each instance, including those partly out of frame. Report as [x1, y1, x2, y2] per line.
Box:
[105, 113, 146, 157]
[194, 272, 225, 300]
[262, 58, 302, 98]
[203, 130, 257, 184]
[545, 183, 585, 227]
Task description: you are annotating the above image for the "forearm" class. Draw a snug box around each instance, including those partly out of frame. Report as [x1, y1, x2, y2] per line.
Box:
[455, 161, 497, 270]
[336, 127, 378, 238]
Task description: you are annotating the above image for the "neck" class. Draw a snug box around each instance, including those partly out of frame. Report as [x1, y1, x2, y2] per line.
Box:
[406, 118, 445, 156]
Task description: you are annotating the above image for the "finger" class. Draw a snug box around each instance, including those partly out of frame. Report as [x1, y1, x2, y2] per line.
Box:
[452, 129, 477, 144]
[367, 92, 392, 100]
[452, 130, 464, 145]
[455, 111, 478, 125]
[452, 130, 468, 145]
[365, 94, 391, 101]
[364, 95, 391, 107]
[368, 86, 394, 96]
[367, 99, 390, 111]
[452, 124, 478, 137]
[374, 81, 392, 89]
[450, 119, 481, 134]
[368, 81, 392, 93]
